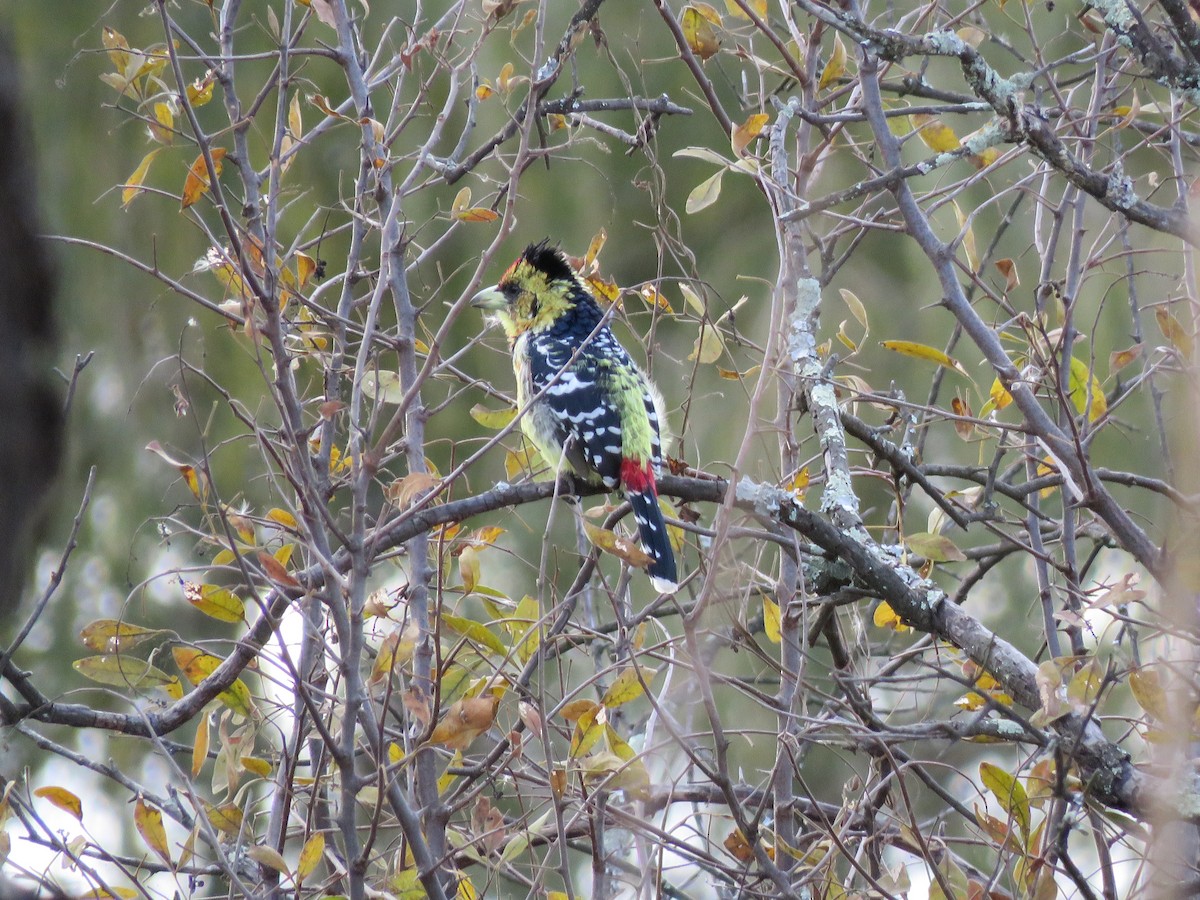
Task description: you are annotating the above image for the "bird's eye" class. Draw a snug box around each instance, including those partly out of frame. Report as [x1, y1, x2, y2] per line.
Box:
[529, 298, 540, 317]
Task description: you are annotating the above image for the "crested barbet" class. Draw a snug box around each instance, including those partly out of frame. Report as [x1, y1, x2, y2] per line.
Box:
[472, 241, 678, 593]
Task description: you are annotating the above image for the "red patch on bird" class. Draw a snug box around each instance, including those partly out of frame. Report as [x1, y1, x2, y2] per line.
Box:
[620, 458, 656, 494]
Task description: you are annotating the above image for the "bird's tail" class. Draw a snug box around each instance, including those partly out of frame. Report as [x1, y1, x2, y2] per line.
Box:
[627, 488, 678, 594]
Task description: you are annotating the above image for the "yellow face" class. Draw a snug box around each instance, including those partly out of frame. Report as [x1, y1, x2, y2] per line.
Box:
[471, 258, 576, 341]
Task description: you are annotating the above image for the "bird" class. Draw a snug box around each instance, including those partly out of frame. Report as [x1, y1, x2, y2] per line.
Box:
[472, 241, 678, 593]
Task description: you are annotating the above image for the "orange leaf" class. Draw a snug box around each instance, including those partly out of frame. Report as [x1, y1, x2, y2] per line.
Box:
[180, 147, 226, 210]
[33, 786, 83, 821]
[428, 695, 500, 750]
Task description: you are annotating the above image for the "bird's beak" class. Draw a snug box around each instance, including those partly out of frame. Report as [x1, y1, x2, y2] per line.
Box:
[471, 285, 506, 311]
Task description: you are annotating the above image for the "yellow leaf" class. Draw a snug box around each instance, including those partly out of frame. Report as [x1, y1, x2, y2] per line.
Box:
[601, 668, 649, 707]
[171, 647, 256, 718]
[183, 582, 245, 624]
[191, 709, 209, 777]
[297, 833, 324, 881]
[187, 70, 216, 106]
[180, 147, 226, 210]
[458, 546, 481, 593]
[731, 112, 770, 156]
[1156, 307, 1193, 357]
[979, 762, 1030, 839]
[369, 624, 419, 686]
[266, 507, 298, 530]
[570, 706, 605, 758]
[122, 148, 162, 207]
[1067, 356, 1107, 423]
[872, 601, 912, 632]
[202, 801, 244, 836]
[33, 786, 83, 821]
[78, 619, 161, 653]
[469, 404, 518, 429]
[1129, 667, 1169, 721]
[910, 113, 961, 153]
[987, 377, 1013, 413]
[585, 273, 620, 304]
[681, 5, 721, 60]
[762, 595, 782, 643]
[818, 34, 847, 91]
[240, 755, 272, 777]
[584, 229, 608, 268]
[134, 798, 171, 865]
[879, 340, 968, 378]
[724, 0, 766, 18]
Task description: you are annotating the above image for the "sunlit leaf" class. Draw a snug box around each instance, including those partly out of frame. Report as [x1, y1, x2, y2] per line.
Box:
[370, 624, 419, 686]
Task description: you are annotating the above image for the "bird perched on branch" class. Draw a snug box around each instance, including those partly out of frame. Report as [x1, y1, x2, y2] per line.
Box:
[472, 241, 677, 593]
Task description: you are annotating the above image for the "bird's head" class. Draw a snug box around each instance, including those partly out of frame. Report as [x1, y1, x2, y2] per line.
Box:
[472, 241, 595, 339]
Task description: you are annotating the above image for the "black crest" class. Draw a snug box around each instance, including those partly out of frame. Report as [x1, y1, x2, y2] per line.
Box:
[520, 240, 577, 284]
